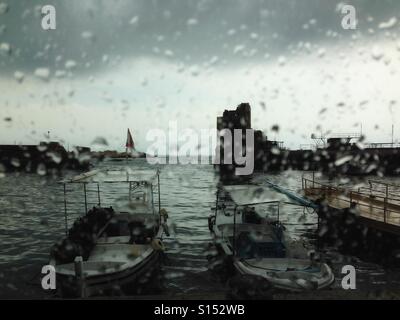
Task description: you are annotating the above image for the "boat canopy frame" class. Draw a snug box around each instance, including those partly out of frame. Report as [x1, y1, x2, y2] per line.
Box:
[59, 168, 162, 236]
[214, 183, 312, 257]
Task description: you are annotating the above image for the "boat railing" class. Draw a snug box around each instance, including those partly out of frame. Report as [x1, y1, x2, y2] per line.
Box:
[60, 169, 162, 235]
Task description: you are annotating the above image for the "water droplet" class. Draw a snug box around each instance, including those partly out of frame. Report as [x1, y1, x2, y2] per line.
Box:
[271, 146, 280, 155]
[277, 56, 286, 66]
[227, 29, 236, 36]
[55, 70, 66, 78]
[164, 49, 174, 57]
[37, 144, 47, 152]
[337, 102, 345, 108]
[11, 158, 20, 168]
[371, 46, 383, 60]
[318, 225, 328, 237]
[250, 32, 259, 40]
[233, 45, 245, 54]
[0, 42, 11, 55]
[0, 2, 9, 14]
[81, 31, 94, 40]
[91, 137, 108, 147]
[190, 65, 199, 77]
[335, 2, 346, 13]
[34, 68, 50, 81]
[187, 18, 198, 26]
[36, 163, 47, 175]
[335, 155, 353, 166]
[14, 71, 24, 83]
[366, 164, 377, 173]
[6, 283, 17, 291]
[129, 16, 139, 25]
[65, 60, 77, 69]
[378, 17, 397, 29]
[47, 152, 62, 164]
[174, 63, 184, 74]
[141, 78, 148, 86]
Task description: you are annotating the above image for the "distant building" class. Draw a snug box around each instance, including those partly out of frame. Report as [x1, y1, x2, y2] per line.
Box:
[216, 103, 283, 178]
[217, 102, 251, 131]
[215, 104, 400, 177]
[216, 103, 251, 169]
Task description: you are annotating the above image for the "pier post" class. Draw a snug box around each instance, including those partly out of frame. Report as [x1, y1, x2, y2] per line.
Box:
[97, 183, 101, 206]
[384, 197, 387, 223]
[312, 172, 315, 188]
[233, 206, 237, 256]
[158, 172, 161, 216]
[83, 183, 88, 214]
[63, 183, 68, 236]
[277, 203, 280, 222]
[74, 256, 86, 298]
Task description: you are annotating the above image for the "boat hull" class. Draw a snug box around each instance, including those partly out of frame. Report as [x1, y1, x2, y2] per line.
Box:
[56, 249, 163, 298]
[210, 220, 334, 293]
[234, 258, 334, 292]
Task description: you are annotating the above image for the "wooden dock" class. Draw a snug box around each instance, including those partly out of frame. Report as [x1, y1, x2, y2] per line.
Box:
[302, 177, 400, 235]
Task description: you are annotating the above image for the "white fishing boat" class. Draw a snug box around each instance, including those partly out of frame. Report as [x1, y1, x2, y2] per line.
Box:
[50, 168, 169, 298]
[208, 185, 334, 293]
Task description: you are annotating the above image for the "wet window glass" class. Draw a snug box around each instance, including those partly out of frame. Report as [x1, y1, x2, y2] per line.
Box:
[0, 0, 400, 302]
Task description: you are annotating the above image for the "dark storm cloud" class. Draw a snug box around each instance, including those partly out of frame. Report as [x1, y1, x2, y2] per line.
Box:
[0, 0, 398, 74]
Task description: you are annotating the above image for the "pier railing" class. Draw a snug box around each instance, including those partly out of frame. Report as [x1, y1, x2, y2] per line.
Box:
[302, 177, 400, 226]
[360, 180, 400, 201]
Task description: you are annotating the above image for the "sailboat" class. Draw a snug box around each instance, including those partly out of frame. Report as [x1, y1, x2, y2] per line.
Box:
[107, 129, 145, 162]
[125, 128, 145, 159]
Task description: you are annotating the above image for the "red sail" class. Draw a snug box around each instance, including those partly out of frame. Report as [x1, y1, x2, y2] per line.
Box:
[126, 129, 134, 150]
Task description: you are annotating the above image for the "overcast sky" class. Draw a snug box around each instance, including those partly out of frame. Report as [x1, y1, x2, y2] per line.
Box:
[1, 0, 400, 152]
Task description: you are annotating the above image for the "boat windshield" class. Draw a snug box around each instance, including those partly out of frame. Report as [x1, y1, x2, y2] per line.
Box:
[235, 229, 286, 259]
[100, 214, 159, 243]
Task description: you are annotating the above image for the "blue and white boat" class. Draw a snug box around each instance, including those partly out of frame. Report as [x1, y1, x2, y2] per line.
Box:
[209, 185, 334, 293]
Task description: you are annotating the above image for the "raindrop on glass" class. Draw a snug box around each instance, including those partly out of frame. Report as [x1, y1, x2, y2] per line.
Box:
[34, 68, 50, 81]
[14, 71, 24, 83]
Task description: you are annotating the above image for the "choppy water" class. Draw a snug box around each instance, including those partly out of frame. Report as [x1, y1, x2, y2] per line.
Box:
[0, 160, 399, 298]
